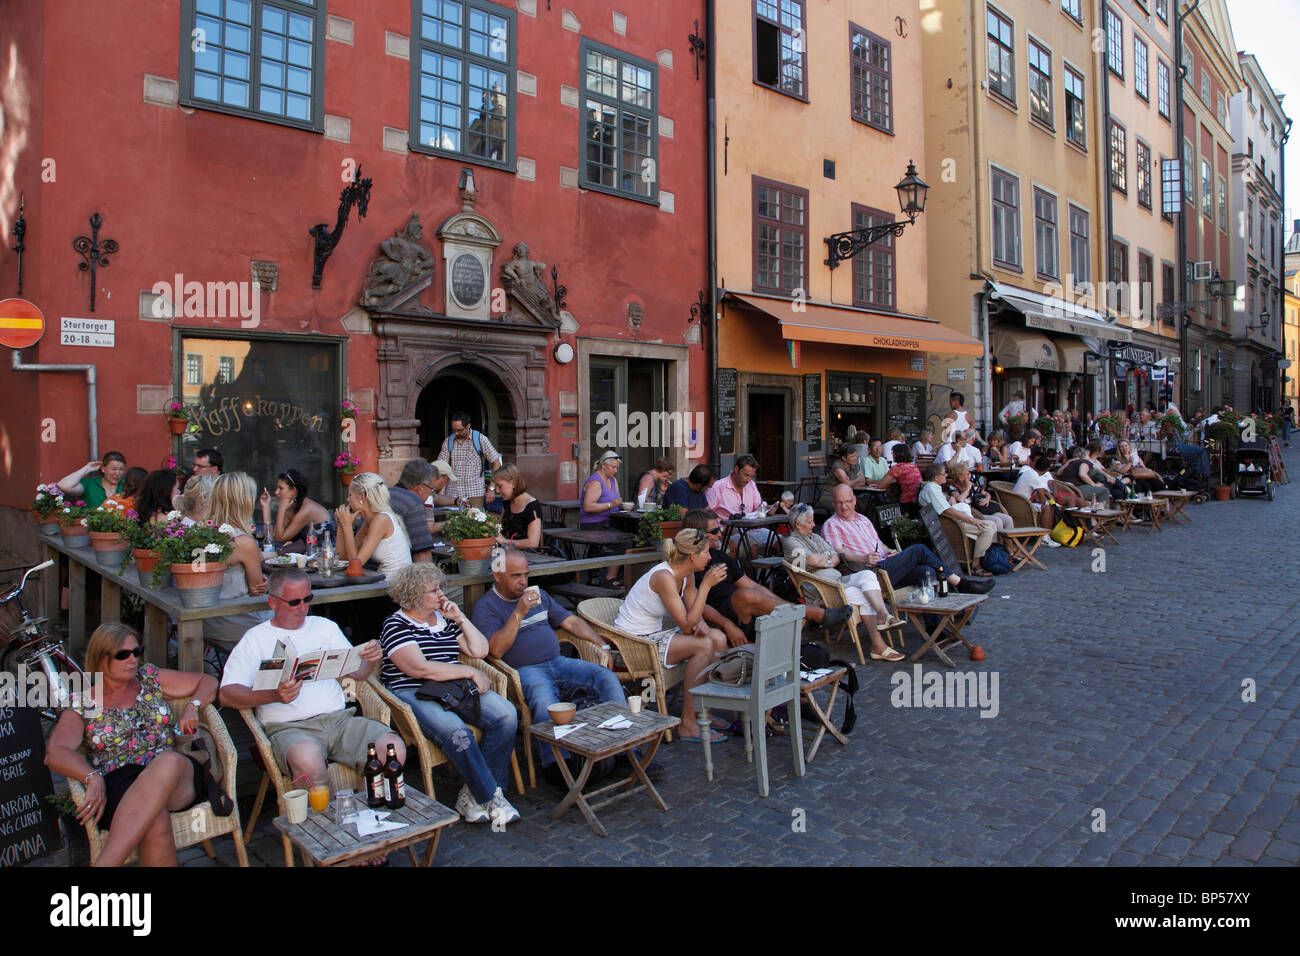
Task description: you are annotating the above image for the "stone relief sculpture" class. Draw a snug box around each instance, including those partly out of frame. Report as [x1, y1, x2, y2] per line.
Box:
[500, 241, 558, 324]
[360, 214, 436, 307]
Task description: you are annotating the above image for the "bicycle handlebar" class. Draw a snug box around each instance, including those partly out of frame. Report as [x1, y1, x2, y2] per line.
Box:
[2, 560, 54, 604]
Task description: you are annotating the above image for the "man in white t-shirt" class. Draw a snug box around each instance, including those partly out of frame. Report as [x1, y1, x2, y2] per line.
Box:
[881, 428, 906, 464]
[1012, 457, 1062, 545]
[219, 569, 404, 780]
[935, 430, 982, 470]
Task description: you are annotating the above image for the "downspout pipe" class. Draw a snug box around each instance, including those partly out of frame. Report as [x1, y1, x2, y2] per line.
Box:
[1175, 0, 1202, 412]
[11, 351, 99, 460]
[706, 0, 719, 471]
[1101, 0, 1116, 411]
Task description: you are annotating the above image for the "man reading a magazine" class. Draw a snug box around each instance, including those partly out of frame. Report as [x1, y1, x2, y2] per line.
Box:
[219, 569, 406, 782]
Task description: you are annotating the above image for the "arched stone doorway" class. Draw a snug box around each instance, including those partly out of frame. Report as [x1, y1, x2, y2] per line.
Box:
[414, 363, 515, 460]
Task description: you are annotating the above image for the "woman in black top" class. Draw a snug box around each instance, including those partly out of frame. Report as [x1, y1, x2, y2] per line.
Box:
[492, 463, 542, 549]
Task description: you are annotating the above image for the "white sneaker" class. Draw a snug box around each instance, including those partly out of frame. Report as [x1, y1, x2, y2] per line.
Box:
[1042, 537, 1061, 548]
[488, 788, 520, 825]
[455, 784, 490, 823]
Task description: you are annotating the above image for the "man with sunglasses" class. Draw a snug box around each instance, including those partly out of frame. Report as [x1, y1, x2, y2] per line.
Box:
[681, 509, 852, 645]
[219, 569, 405, 785]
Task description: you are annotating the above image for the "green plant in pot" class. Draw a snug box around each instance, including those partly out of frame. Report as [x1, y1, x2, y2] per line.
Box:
[634, 503, 686, 547]
[443, 507, 502, 564]
[123, 519, 166, 576]
[151, 518, 235, 588]
[890, 516, 927, 549]
[44, 788, 91, 865]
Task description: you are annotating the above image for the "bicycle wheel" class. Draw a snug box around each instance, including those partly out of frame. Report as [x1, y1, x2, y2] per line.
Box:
[0, 635, 87, 723]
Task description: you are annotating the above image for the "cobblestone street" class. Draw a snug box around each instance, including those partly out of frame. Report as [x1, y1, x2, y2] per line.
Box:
[114, 449, 1290, 868]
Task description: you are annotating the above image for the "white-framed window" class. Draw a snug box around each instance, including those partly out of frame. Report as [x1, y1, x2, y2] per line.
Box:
[185, 353, 203, 386]
[986, 6, 1016, 103]
[1033, 187, 1059, 280]
[1134, 36, 1148, 101]
[991, 166, 1021, 269]
[1157, 59, 1170, 118]
[1106, 7, 1123, 78]
[1028, 38, 1053, 127]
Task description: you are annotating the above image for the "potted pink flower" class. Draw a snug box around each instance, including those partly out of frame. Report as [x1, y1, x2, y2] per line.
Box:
[165, 400, 189, 435]
[335, 451, 361, 486]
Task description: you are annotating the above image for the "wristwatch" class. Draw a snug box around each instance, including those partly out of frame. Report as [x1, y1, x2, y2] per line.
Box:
[188, 698, 203, 711]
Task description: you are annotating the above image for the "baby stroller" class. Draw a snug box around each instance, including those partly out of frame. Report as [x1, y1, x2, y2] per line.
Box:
[1233, 440, 1274, 501]
[1161, 442, 1212, 504]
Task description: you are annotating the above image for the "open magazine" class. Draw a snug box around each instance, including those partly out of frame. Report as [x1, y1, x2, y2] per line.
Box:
[252, 639, 362, 690]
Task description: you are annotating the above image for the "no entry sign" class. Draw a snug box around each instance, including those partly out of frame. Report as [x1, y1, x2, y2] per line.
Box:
[0, 298, 45, 349]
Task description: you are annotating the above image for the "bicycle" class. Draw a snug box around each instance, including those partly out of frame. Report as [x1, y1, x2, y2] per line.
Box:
[1, 559, 86, 720]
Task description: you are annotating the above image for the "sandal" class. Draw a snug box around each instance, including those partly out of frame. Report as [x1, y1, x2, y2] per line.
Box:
[882, 615, 906, 629]
[870, 648, 906, 662]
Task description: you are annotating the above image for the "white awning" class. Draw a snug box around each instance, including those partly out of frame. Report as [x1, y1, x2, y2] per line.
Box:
[987, 282, 1133, 343]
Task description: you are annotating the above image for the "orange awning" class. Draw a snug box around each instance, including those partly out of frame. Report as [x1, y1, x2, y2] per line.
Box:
[732, 294, 984, 356]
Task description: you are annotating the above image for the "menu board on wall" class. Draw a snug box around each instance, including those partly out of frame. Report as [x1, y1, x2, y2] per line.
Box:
[884, 380, 927, 441]
[0, 706, 61, 865]
[802, 373, 822, 448]
[717, 367, 737, 453]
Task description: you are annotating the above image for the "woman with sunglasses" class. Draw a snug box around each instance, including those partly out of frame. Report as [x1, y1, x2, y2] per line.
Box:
[259, 468, 331, 548]
[45, 623, 219, 866]
[614, 527, 730, 742]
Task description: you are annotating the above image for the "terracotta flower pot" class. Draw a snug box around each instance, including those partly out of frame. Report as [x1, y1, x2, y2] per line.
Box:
[453, 536, 495, 573]
[58, 521, 90, 548]
[133, 548, 161, 578]
[658, 520, 683, 540]
[89, 531, 127, 568]
[339, 472, 354, 486]
[34, 511, 60, 535]
[169, 561, 228, 608]
[168, 417, 188, 435]
[1212, 484, 1232, 502]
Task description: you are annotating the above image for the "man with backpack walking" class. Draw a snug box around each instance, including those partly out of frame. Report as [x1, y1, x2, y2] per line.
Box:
[435, 410, 503, 507]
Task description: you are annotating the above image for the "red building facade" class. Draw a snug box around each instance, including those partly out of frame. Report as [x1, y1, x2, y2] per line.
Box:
[0, 0, 708, 543]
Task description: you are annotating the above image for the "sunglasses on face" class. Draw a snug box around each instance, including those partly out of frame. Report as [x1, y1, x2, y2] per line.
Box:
[113, 646, 144, 661]
[274, 593, 315, 607]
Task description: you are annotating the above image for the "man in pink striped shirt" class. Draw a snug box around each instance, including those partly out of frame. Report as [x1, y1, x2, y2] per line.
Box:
[821, 484, 993, 593]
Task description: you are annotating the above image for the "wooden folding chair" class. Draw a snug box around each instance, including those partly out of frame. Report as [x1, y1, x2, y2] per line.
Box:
[783, 560, 904, 662]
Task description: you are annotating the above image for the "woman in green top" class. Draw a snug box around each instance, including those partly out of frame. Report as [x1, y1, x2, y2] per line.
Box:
[57, 451, 127, 507]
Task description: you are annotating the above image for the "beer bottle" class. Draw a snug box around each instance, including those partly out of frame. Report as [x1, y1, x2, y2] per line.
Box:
[363, 743, 385, 809]
[383, 743, 405, 809]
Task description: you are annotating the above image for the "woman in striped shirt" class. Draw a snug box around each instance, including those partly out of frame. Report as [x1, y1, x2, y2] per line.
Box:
[378, 563, 520, 826]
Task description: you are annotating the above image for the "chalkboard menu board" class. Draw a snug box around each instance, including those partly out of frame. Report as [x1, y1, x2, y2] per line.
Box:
[884, 380, 927, 441]
[919, 504, 962, 572]
[0, 706, 61, 865]
[717, 367, 737, 453]
[802, 373, 822, 448]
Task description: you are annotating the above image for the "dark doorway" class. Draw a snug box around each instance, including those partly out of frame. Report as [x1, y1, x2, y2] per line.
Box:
[415, 364, 513, 461]
[747, 389, 789, 481]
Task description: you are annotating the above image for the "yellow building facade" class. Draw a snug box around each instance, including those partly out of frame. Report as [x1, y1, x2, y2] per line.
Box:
[713, 0, 981, 480]
[921, 0, 1131, 433]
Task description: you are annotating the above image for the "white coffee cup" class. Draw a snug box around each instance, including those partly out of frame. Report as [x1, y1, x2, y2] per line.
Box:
[525, 585, 540, 603]
[284, 788, 309, 824]
[622, 500, 635, 512]
[627, 695, 643, 714]
[292, 553, 308, 569]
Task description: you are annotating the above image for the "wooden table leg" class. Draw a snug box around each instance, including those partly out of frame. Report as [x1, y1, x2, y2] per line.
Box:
[941, 607, 979, 656]
[144, 605, 168, 667]
[548, 743, 606, 837]
[802, 681, 848, 762]
[625, 733, 669, 811]
[178, 619, 205, 674]
[68, 559, 86, 657]
[419, 829, 442, 866]
[906, 613, 956, 667]
[100, 577, 121, 626]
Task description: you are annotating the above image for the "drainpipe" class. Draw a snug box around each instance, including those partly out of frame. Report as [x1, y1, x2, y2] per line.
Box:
[11, 351, 99, 460]
[1175, 0, 1202, 412]
[969, 0, 990, 430]
[706, 0, 719, 471]
[1100, 0, 1116, 410]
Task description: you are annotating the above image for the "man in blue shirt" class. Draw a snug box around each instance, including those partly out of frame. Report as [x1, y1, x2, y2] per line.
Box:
[662, 464, 713, 511]
[471, 550, 624, 780]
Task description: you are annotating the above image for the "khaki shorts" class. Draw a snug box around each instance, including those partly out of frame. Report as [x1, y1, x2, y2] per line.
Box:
[263, 710, 392, 775]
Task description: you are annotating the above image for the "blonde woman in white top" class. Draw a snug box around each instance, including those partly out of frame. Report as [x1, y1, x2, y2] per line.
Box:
[335, 472, 412, 578]
[614, 527, 729, 743]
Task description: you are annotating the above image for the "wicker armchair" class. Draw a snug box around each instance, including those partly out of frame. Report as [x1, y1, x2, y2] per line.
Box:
[782, 560, 905, 662]
[485, 635, 608, 790]
[989, 485, 1039, 528]
[239, 676, 391, 864]
[67, 699, 248, 866]
[577, 597, 683, 740]
[368, 657, 525, 798]
[936, 511, 978, 574]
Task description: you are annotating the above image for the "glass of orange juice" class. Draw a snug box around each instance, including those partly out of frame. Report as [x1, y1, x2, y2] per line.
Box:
[308, 773, 330, 813]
